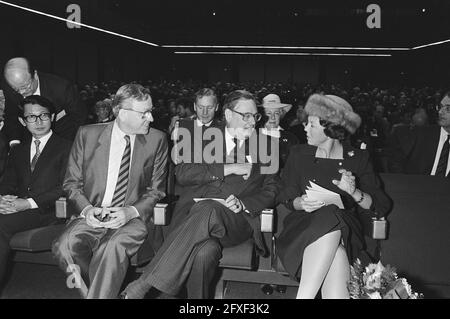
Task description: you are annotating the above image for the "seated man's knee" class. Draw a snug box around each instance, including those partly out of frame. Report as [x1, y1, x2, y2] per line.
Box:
[52, 227, 85, 260]
[190, 201, 223, 219]
[195, 240, 222, 265]
[108, 222, 148, 248]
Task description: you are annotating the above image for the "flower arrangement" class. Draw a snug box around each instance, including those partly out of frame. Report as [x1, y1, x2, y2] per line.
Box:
[348, 259, 423, 299]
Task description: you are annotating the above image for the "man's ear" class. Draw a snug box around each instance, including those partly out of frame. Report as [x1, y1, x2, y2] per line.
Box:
[18, 117, 26, 127]
[224, 108, 232, 122]
[214, 104, 219, 112]
[0, 121, 4, 131]
[51, 114, 55, 122]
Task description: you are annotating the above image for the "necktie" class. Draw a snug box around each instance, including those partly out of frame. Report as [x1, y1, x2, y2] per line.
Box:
[436, 135, 450, 177]
[233, 138, 249, 163]
[31, 140, 41, 172]
[111, 135, 131, 207]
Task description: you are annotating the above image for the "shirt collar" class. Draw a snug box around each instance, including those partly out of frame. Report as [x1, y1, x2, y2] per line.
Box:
[196, 118, 212, 127]
[32, 129, 52, 146]
[225, 127, 244, 154]
[440, 126, 450, 141]
[34, 73, 41, 96]
[112, 120, 136, 142]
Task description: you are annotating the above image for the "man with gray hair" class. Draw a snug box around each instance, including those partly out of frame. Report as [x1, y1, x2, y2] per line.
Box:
[53, 83, 168, 298]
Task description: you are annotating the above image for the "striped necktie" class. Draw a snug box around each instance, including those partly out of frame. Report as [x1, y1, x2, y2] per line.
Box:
[111, 135, 131, 207]
[435, 135, 450, 177]
[30, 139, 41, 172]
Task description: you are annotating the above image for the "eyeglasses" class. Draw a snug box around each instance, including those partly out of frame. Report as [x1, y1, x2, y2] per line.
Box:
[230, 109, 262, 122]
[195, 104, 216, 111]
[23, 113, 51, 123]
[122, 108, 153, 120]
[437, 103, 450, 112]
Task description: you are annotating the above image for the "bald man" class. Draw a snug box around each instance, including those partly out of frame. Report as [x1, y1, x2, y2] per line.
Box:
[1, 57, 87, 144]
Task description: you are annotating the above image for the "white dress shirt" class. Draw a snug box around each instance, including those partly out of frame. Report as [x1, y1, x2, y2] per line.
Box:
[27, 130, 52, 209]
[80, 121, 139, 218]
[225, 127, 243, 156]
[431, 127, 450, 176]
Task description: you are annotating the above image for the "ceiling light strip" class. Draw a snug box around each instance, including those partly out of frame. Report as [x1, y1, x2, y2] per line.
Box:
[174, 51, 391, 57]
[0, 0, 159, 47]
[412, 39, 450, 50]
[165, 45, 408, 51]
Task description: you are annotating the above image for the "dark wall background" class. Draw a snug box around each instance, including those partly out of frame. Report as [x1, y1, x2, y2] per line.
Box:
[1, 0, 449, 88]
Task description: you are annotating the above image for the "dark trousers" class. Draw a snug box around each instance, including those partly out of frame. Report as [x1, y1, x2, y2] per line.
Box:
[135, 200, 253, 296]
[53, 217, 147, 299]
[0, 210, 52, 287]
[185, 238, 222, 299]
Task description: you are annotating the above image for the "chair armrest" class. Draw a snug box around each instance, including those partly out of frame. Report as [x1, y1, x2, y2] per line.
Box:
[56, 198, 169, 226]
[260, 208, 274, 232]
[371, 216, 388, 240]
[55, 197, 70, 219]
[153, 203, 168, 225]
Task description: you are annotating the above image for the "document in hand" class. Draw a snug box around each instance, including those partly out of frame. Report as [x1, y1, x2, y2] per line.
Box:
[193, 198, 227, 205]
[305, 181, 344, 209]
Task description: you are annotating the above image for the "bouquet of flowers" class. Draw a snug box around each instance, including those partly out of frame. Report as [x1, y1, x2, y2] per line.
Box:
[348, 259, 423, 299]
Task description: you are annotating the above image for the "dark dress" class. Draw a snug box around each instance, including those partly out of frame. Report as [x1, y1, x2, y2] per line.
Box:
[276, 143, 391, 280]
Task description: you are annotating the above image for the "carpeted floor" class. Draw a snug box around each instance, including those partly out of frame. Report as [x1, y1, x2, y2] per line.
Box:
[0, 263, 297, 299]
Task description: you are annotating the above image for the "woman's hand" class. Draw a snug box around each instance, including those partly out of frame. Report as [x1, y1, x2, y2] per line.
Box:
[332, 169, 356, 195]
[293, 195, 325, 213]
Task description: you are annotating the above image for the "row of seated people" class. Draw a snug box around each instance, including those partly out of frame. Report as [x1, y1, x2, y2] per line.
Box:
[0, 75, 449, 298]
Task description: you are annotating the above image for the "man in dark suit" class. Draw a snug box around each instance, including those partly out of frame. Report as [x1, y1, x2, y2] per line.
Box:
[387, 93, 450, 176]
[2, 57, 87, 144]
[52, 84, 168, 299]
[0, 95, 71, 289]
[170, 88, 222, 298]
[121, 90, 281, 299]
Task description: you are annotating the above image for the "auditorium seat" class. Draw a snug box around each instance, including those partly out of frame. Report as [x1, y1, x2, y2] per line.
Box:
[379, 173, 450, 298]
[9, 173, 450, 298]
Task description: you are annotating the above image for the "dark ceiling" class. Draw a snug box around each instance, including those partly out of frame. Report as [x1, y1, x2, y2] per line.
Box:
[1, 0, 449, 48]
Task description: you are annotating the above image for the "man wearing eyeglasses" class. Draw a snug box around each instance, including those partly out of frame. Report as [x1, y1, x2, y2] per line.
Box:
[387, 92, 450, 176]
[0, 95, 71, 290]
[121, 90, 280, 299]
[53, 84, 168, 298]
[1, 57, 87, 145]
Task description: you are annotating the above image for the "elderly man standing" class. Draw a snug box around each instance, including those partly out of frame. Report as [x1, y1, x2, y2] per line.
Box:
[1, 57, 87, 144]
[121, 90, 281, 299]
[261, 93, 299, 169]
[53, 84, 168, 299]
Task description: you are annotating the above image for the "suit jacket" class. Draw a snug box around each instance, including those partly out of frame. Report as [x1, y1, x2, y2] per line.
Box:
[0, 133, 71, 214]
[1, 72, 87, 142]
[172, 124, 281, 255]
[63, 122, 168, 224]
[386, 125, 441, 175]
